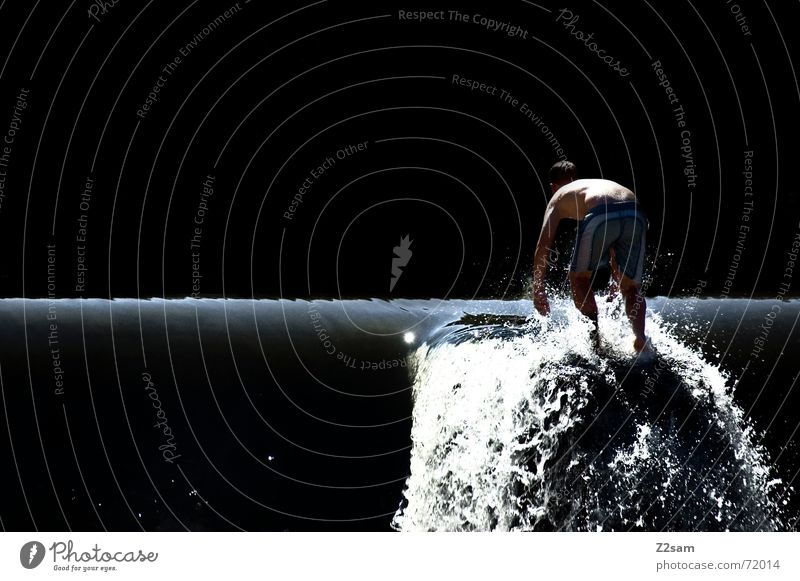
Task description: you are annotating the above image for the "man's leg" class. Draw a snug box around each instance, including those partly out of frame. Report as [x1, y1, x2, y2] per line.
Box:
[619, 275, 648, 351]
[569, 271, 599, 347]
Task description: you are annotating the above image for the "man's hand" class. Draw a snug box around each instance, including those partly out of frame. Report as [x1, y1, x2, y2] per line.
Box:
[533, 285, 550, 316]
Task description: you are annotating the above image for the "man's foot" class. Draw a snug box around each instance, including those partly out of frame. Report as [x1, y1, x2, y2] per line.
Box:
[633, 335, 653, 354]
[589, 327, 601, 350]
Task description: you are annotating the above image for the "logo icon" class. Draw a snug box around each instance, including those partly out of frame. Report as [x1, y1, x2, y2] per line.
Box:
[390, 235, 413, 292]
[20, 541, 46, 569]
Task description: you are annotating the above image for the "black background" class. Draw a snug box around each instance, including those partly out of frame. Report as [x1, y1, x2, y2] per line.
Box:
[2, 0, 800, 534]
[0, 0, 798, 300]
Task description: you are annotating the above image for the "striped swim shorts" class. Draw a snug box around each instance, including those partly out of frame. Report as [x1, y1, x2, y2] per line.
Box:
[569, 201, 648, 284]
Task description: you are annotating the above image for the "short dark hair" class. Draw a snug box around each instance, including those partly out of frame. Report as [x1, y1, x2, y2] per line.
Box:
[548, 160, 577, 184]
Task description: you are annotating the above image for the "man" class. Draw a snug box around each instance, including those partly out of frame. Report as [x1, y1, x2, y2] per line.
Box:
[532, 161, 650, 352]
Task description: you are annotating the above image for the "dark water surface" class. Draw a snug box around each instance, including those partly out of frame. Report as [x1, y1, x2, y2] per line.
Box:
[0, 297, 797, 530]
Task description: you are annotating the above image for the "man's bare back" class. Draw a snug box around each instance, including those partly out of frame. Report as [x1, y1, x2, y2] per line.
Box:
[549, 178, 637, 221]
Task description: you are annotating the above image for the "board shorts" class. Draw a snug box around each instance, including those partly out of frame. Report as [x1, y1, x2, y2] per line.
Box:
[570, 201, 648, 285]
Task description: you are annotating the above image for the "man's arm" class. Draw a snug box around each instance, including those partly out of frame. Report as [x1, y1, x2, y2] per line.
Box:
[532, 202, 561, 315]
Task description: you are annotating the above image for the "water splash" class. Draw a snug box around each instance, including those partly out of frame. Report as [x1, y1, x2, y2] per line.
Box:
[392, 297, 786, 531]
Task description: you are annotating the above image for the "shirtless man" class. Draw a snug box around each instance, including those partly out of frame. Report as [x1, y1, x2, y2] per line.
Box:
[532, 161, 649, 352]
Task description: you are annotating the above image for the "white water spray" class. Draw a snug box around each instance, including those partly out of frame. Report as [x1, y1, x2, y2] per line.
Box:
[393, 298, 785, 531]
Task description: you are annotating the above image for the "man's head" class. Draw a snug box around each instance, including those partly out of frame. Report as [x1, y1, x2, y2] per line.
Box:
[548, 160, 577, 193]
